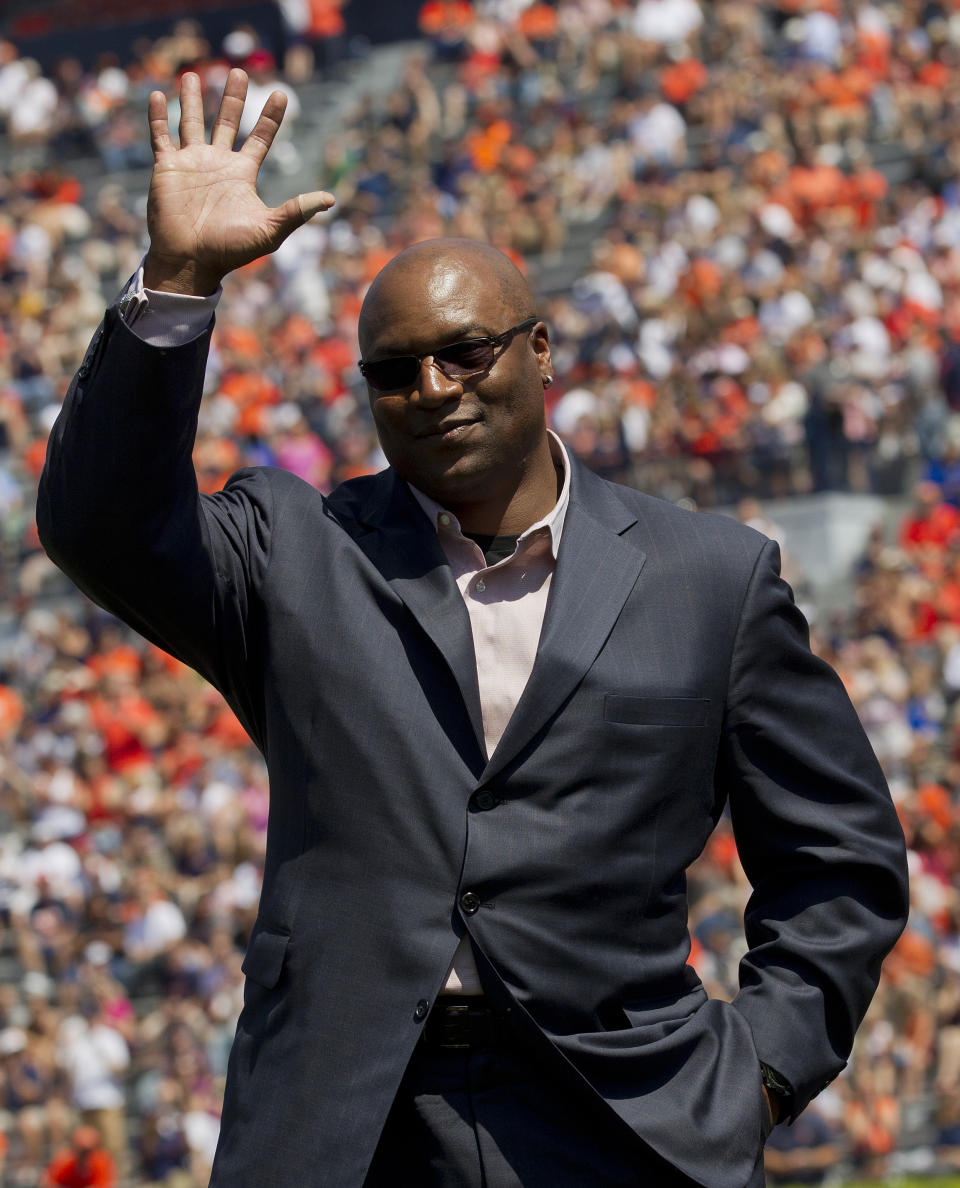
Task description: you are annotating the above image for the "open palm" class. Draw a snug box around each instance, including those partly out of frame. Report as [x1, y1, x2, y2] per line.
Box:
[144, 69, 333, 294]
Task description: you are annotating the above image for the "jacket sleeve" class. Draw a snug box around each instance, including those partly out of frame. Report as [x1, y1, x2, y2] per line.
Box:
[719, 539, 909, 1116]
[37, 306, 272, 749]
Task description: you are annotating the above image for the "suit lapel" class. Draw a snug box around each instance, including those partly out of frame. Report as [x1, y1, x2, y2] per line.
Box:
[342, 460, 645, 781]
[480, 461, 646, 786]
[350, 471, 487, 759]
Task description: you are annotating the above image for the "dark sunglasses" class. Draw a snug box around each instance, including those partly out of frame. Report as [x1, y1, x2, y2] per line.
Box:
[359, 318, 538, 392]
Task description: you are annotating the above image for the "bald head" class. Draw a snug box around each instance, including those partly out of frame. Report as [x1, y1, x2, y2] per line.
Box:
[356, 236, 556, 534]
[359, 238, 535, 354]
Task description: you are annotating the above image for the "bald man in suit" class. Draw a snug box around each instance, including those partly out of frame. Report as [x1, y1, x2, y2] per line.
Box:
[38, 70, 908, 1188]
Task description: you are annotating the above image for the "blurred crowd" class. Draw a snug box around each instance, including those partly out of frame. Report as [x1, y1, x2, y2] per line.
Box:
[4, 0, 960, 1182]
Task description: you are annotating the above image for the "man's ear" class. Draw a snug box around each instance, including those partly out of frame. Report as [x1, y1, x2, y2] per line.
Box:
[532, 321, 553, 388]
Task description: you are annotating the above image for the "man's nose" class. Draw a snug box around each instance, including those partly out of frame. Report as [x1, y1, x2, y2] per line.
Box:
[409, 357, 461, 406]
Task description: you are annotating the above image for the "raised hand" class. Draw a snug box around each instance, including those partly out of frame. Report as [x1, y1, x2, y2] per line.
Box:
[143, 69, 334, 295]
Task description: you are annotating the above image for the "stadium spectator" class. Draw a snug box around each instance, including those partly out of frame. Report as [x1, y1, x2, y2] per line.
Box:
[42, 1125, 115, 1188]
[763, 1103, 843, 1185]
[56, 1001, 129, 1175]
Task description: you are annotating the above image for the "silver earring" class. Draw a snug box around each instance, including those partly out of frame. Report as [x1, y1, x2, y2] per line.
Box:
[543, 375, 553, 389]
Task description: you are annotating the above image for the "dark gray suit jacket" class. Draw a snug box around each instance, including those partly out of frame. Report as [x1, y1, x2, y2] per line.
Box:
[38, 309, 909, 1188]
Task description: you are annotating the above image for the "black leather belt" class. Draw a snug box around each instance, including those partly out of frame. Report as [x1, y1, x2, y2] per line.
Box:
[421, 998, 514, 1050]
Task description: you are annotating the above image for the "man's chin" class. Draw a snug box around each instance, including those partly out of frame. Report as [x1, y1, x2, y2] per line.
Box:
[395, 451, 497, 505]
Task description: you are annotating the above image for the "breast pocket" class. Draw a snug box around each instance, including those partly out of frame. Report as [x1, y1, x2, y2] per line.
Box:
[603, 695, 710, 727]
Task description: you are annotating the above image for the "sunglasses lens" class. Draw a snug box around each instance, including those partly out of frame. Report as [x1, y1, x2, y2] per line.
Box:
[436, 341, 494, 377]
[362, 338, 498, 390]
[363, 357, 419, 391]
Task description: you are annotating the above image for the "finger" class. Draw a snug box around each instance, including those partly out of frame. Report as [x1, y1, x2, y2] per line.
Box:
[296, 191, 336, 222]
[239, 89, 288, 167]
[147, 90, 172, 156]
[211, 67, 249, 149]
[178, 71, 206, 148]
[266, 191, 337, 249]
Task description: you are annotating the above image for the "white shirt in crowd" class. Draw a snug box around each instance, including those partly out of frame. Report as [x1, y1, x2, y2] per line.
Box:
[57, 1015, 130, 1111]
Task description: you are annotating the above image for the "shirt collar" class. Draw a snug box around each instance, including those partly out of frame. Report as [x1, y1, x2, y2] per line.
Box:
[408, 430, 571, 560]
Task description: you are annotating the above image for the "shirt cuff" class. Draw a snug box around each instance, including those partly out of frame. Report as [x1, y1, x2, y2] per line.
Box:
[117, 260, 221, 348]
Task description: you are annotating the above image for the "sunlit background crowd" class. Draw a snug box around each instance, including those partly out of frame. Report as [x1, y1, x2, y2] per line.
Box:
[4, 0, 960, 1182]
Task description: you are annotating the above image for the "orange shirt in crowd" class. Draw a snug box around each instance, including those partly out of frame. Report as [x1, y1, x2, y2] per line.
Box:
[780, 162, 847, 221]
[86, 643, 141, 682]
[884, 928, 936, 983]
[846, 1095, 899, 1155]
[86, 690, 163, 774]
[22, 436, 47, 478]
[660, 58, 707, 106]
[517, 3, 558, 40]
[0, 685, 23, 740]
[936, 575, 960, 624]
[810, 64, 874, 111]
[844, 166, 887, 228]
[678, 256, 723, 306]
[917, 58, 949, 90]
[307, 0, 346, 39]
[206, 703, 253, 748]
[44, 1147, 115, 1188]
[465, 118, 513, 172]
[418, 0, 475, 37]
[917, 782, 953, 833]
[900, 502, 960, 551]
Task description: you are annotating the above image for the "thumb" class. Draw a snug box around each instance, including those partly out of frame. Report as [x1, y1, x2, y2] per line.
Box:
[268, 190, 336, 247]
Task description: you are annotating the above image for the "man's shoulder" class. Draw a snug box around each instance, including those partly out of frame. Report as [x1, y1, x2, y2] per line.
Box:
[215, 464, 395, 531]
[219, 464, 381, 495]
[583, 467, 771, 556]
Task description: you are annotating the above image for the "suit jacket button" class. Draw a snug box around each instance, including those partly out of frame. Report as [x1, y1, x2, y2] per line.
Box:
[414, 999, 429, 1022]
[473, 791, 495, 811]
[460, 891, 481, 915]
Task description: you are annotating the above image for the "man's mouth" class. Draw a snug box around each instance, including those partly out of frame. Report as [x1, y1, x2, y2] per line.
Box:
[416, 417, 482, 440]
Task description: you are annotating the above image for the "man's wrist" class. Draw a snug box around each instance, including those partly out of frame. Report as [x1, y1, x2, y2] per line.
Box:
[142, 252, 224, 297]
[117, 260, 220, 347]
[761, 1083, 782, 1126]
[760, 1061, 793, 1125]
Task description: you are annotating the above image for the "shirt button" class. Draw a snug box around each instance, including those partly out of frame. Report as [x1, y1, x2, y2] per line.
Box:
[475, 580, 486, 593]
[439, 513, 451, 526]
[460, 891, 481, 915]
[473, 791, 496, 811]
[414, 999, 430, 1022]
